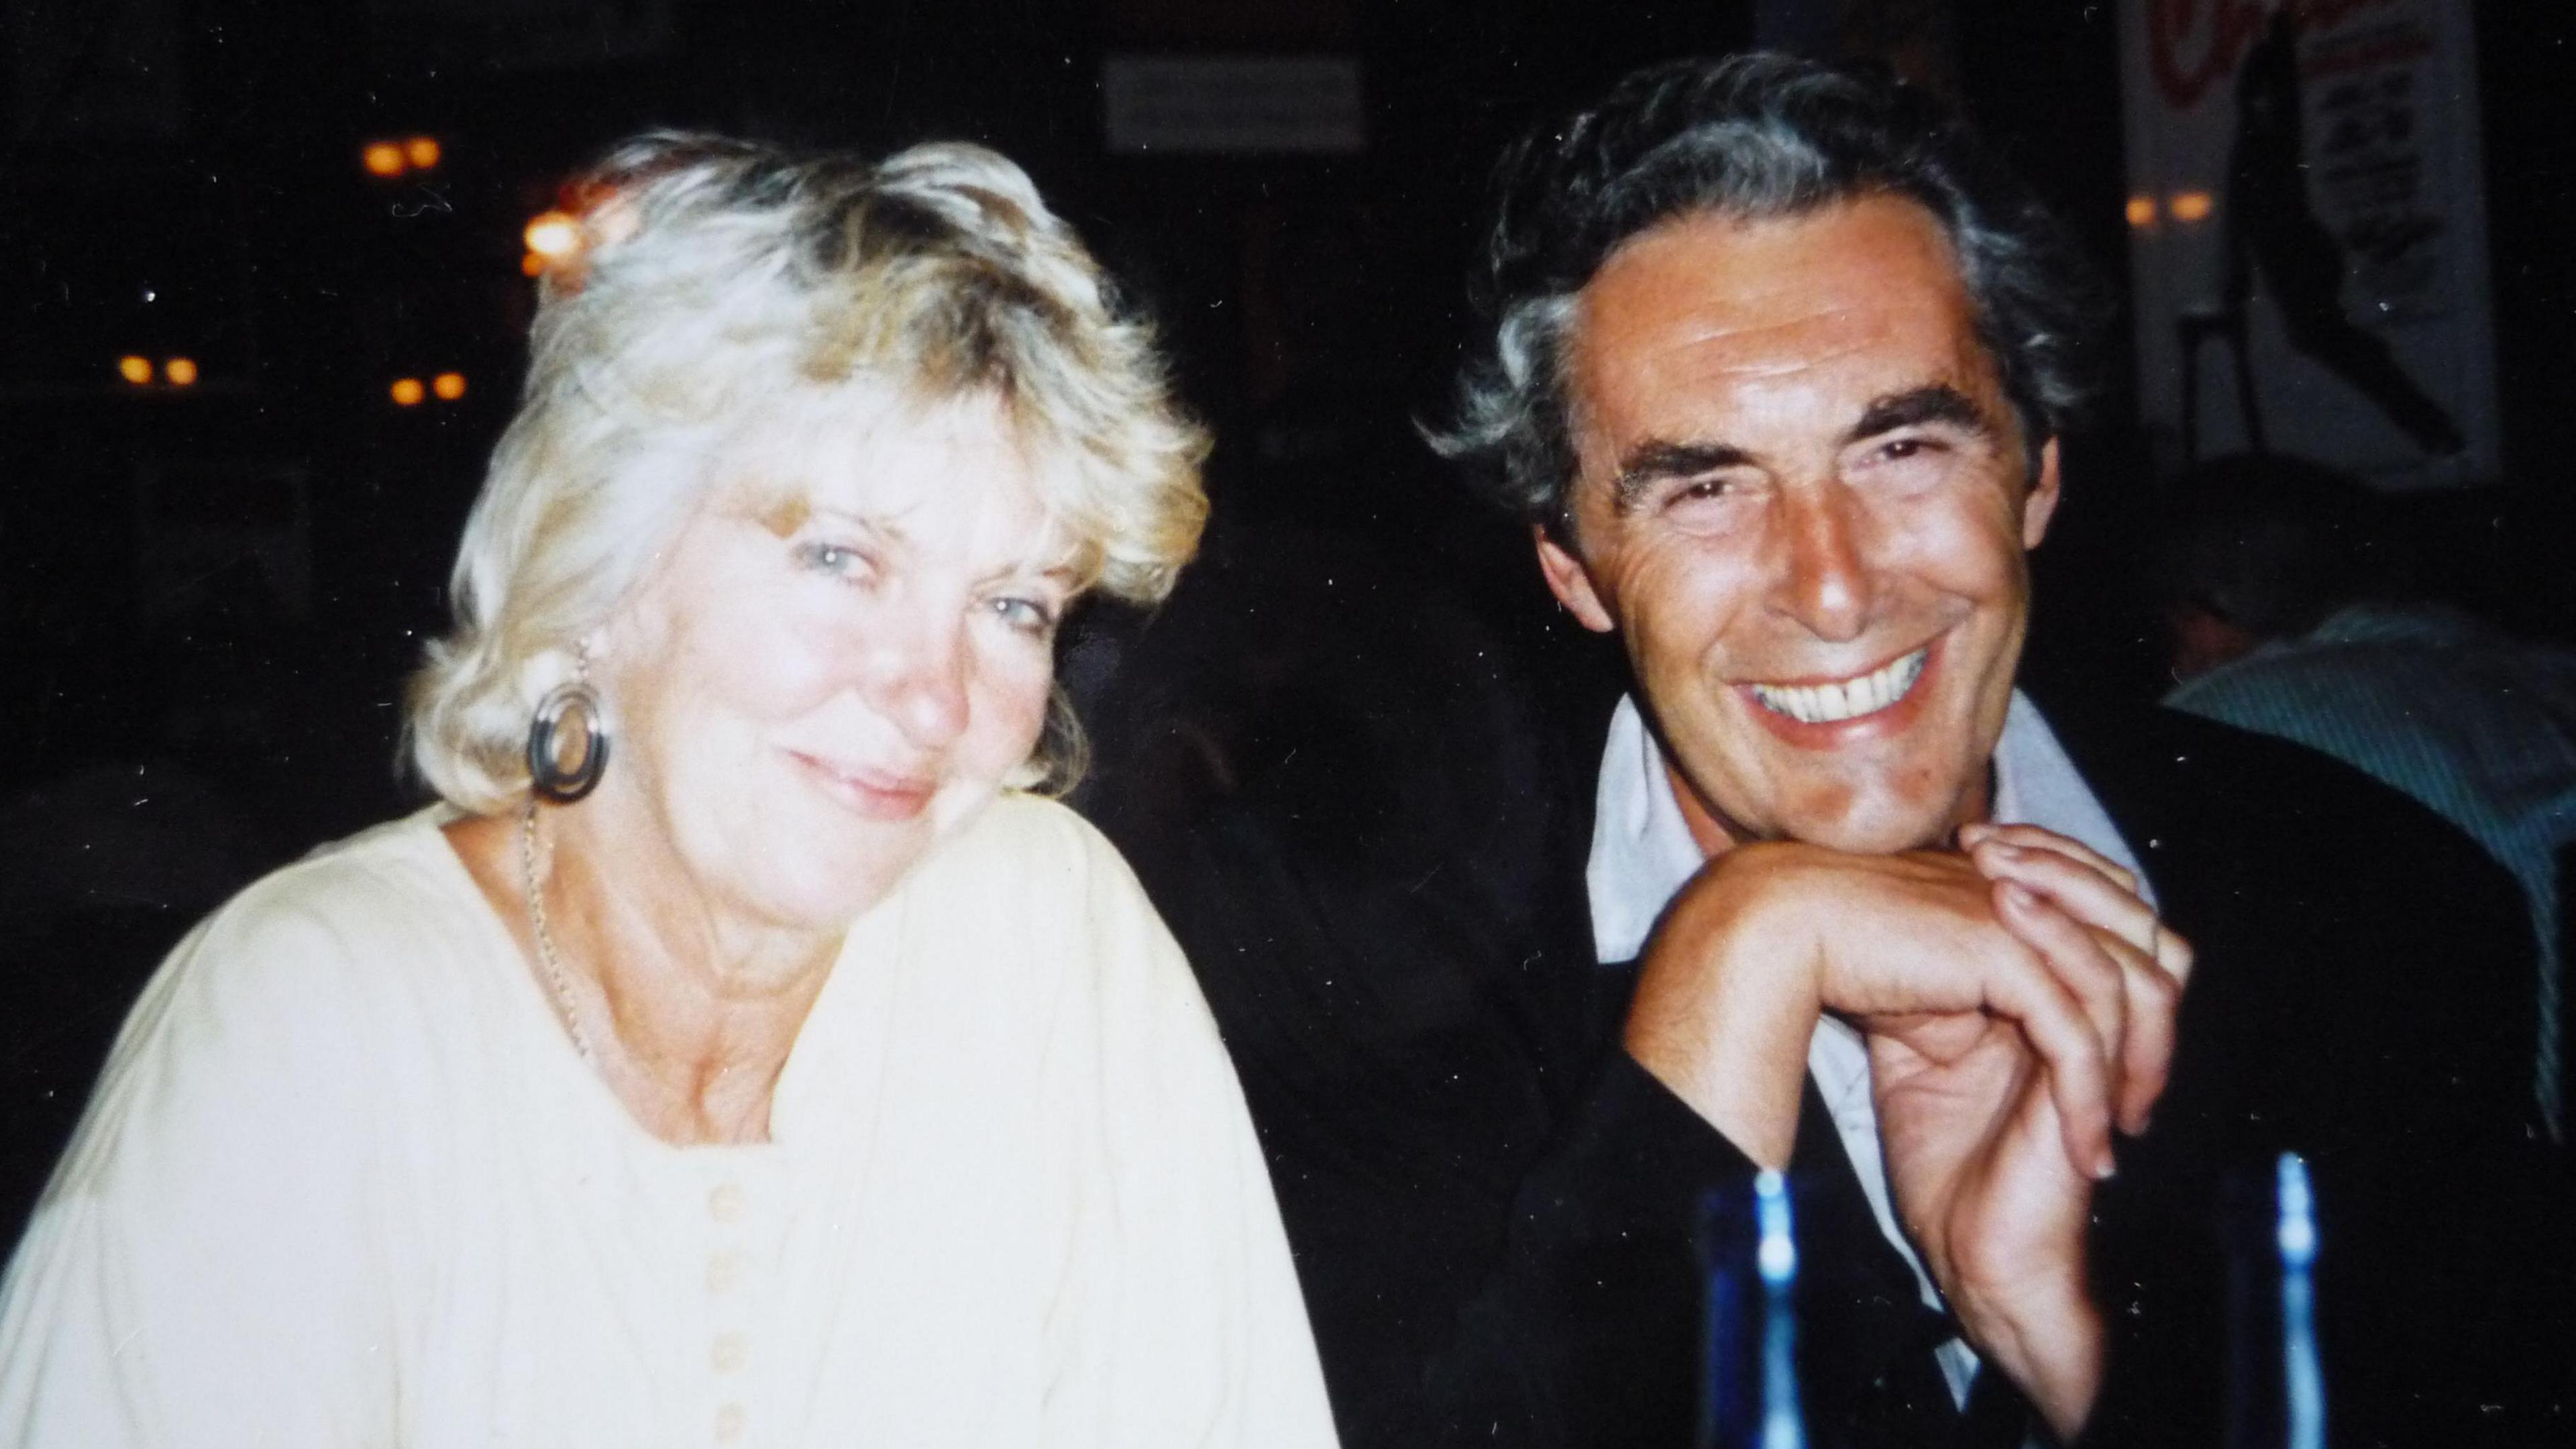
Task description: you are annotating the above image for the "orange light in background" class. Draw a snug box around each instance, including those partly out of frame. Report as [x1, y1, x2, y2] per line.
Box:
[2169, 190, 2215, 223]
[524, 211, 582, 262]
[521, 251, 547, 277]
[117, 356, 153, 385]
[432, 371, 467, 401]
[405, 136, 441, 170]
[2125, 195, 2157, 227]
[390, 377, 426, 407]
[164, 357, 199, 386]
[362, 142, 407, 178]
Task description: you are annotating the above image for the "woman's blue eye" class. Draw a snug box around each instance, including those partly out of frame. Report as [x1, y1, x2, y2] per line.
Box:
[798, 541, 869, 578]
[991, 597, 1057, 635]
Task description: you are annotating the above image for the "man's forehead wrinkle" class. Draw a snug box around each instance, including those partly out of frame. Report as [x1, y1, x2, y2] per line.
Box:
[1577, 308, 1884, 470]
[1566, 195, 2002, 529]
[1594, 257, 1889, 366]
[1642, 313, 1882, 386]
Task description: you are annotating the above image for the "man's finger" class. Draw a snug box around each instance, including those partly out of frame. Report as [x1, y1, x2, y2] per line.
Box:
[1973, 838, 2194, 986]
[1959, 821, 2137, 894]
[2151, 916, 2195, 989]
[1994, 879, 2127, 1064]
[1992, 877, 2186, 1136]
[2098, 934, 2182, 1134]
[1980, 891, 2121, 1179]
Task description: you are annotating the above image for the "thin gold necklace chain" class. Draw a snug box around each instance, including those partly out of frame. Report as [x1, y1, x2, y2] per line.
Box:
[518, 798, 598, 1063]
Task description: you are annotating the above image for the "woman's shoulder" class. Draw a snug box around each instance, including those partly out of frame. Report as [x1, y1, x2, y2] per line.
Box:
[892, 793, 1188, 989]
[195, 809, 490, 968]
[913, 791, 1141, 906]
[37, 812, 493, 1208]
[123, 808, 502, 1061]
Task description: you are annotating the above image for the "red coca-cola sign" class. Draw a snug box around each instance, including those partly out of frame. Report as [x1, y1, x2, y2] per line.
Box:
[2146, 0, 2402, 109]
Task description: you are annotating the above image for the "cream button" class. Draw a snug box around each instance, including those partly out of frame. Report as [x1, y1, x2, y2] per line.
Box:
[712, 1332, 747, 1373]
[709, 1183, 745, 1223]
[706, 1252, 743, 1296]
[714, 1403, 746, 1442]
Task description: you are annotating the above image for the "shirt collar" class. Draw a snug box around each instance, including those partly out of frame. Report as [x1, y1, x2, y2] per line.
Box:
[1585, 689, 2151, 965]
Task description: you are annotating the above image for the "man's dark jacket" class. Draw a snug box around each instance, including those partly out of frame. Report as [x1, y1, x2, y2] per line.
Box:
[1093, 684, 2570, 1448]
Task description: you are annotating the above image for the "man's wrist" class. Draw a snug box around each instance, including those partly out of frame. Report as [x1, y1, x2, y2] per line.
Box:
[1621, 844, 1823, 1167]
[1960, 1285, 2104, 1443]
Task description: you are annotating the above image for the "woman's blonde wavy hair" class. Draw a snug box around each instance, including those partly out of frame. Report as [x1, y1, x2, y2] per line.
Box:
[405, 132, 1208, 814]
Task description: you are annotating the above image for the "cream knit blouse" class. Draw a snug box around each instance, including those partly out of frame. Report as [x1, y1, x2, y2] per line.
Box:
[0, 795, 1338, 1448]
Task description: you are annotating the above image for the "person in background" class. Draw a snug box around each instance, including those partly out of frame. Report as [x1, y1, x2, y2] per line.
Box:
[0, 132, 1337, 1448]
[2162, 451, 2576, 1138]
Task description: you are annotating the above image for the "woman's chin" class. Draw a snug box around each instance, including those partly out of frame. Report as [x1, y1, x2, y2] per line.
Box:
[725, 864, 895, 936]
[761, 788, 1002, 926]
[924, 777, 1006, 840]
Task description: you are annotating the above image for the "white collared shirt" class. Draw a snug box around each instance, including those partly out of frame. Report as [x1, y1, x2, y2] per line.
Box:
[1585, 690, 2151, 1406]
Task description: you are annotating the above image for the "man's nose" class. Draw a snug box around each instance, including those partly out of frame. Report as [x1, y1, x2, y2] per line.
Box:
[1770, 482, 1874, 641]
[861, 609, 972, 749]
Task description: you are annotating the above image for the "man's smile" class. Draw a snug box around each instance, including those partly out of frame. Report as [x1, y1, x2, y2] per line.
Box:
[1744, 643, 1931, 725]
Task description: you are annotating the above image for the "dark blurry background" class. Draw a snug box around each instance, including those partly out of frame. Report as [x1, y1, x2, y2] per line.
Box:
[3, 0, 2571, 1239]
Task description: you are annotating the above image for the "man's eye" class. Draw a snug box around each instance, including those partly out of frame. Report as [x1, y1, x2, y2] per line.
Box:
[1876, 436, 1945, 463]
[1660, 476, 1735, 511]
[1658, 476, 1750, 533]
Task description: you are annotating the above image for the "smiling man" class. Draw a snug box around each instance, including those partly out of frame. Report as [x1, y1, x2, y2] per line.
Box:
[1169, 53, 2566, 1449]
[1542, 195, 2050, 859]
[1436, 62, 2212, 1441]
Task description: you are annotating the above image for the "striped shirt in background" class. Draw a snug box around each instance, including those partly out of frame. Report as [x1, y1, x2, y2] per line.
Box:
[2167, 601, 2576, 1138]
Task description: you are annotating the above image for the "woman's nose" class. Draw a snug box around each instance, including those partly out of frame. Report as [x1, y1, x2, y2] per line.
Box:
[863, 614, 971, 749]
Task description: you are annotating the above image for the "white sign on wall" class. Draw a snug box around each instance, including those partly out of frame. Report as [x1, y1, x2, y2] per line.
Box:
[366, 0, 674, 68]
[1102, 56, 1364, 155]
[2118, 0, 2498, 489]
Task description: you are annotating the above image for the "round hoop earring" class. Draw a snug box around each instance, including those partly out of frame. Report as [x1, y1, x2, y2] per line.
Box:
[526, 678, 610, 804]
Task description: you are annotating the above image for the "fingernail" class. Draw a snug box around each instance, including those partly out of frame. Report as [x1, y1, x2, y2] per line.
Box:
[2095, 1150, 2118, 1181]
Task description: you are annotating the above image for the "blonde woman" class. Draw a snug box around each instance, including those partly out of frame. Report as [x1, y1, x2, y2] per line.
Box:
[0, 133, 1337, 1448]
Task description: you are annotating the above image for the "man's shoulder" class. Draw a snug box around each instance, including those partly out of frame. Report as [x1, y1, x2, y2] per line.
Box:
[2030, 692, 2476, 867]
[2040, 693, 2540, 1121]
[2034, 694, 2531, 1010]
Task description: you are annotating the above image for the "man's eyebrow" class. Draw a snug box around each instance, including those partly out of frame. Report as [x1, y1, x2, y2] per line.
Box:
[1609, 439, 1754, 513]
[1843, 384, 1992, 444]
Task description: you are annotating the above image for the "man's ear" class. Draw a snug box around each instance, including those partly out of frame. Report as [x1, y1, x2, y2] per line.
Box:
[2021, 436, 2063, 550]
[1534, 523, 1619, 634]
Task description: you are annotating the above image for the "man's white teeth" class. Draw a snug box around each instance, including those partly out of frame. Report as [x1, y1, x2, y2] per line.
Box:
[1750, 648, 1928, 724]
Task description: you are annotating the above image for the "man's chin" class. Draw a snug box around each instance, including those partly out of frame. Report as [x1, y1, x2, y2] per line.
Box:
[1760, 799, 1965, 856]
[1781, 826, 1945, 857]
[1735, 741, 1990, 855]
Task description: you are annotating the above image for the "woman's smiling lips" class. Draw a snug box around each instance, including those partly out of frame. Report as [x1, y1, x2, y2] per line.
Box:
[786, 749, 937, 820]
[1733, 636, 1943, 747]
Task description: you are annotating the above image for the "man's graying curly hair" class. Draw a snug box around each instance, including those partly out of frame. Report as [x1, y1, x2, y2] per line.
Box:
[1426, 53, 2112, 535]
